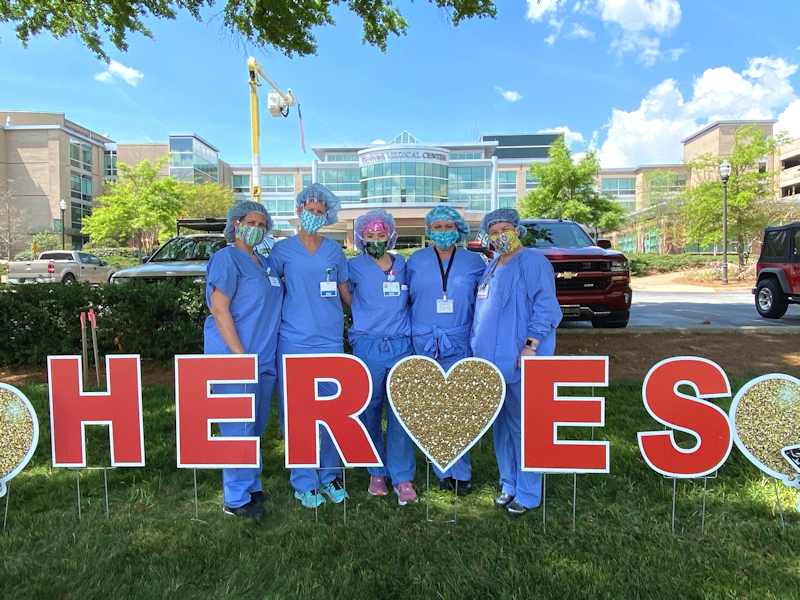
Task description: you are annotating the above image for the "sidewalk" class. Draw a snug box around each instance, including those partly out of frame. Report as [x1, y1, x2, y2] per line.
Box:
[631, 272, 755, 292]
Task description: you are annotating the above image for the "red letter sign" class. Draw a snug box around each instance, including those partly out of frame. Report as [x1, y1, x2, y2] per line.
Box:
[48, 355, 144, 467]
[638, 357, 732, 478]
[175, 355, 260, 469]
[283, 353, 381, 468]
[522, 356, 610, 473]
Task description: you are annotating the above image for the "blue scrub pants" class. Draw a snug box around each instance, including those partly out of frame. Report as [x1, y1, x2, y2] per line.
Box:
[353, 335, 415, 483]
[412, 342, 473, 482]
[215, 374, 277, 509]
[277, 338, 342, 493]
[493, 379, 542, 508]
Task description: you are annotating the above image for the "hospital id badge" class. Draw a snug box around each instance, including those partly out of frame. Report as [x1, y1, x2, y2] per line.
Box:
[436, 298, 454, 314]
[268, 276, 281, 287]
[477, 283, 490, 299]
[320, 281, 338, 297]
[383, 282, 401, 297]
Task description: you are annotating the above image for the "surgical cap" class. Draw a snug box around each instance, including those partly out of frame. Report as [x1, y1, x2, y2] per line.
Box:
[296, 183, 341, 226]
[224, 201, 274, 243]
[479, 208, 527, 238]
[354, 208, 397, 252]
[424, 205, 470, 243]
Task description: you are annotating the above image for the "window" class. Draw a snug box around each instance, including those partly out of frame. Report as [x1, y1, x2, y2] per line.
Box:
[71, 175, 92, 202]
[232, 174, 250, 193]
[261, 174, 295, 193]
[319, 169, 360, 192]
[762, 230, 788, 260]
[302, 174, 312, 188]
[168, 136, 219, 183]
[150, 236, 227, 262]
[498, 171, 517, 190]
[451, 152, 484, 160]
[499, 195, 517, 209]
[793, 230, 800, 262]
[520, 222, 595, 249]
[325, 153, 358, 162]
[602, 178, 636, 196]
[103, 151, 117, 177]
[71, 202, 91, 227]
[526, 174, 539, 189]
[70, 139, 92, 171]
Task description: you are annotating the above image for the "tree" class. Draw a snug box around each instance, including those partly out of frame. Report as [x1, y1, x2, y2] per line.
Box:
[640, 169, 688, 253]
[82, 157, 185, 257]
[30, 232, 60, 254]
[684, 124, 794, 268]
[519, 137, 625, 235]
[0, 179, 28, 261]
[1, 0, 497, 61]
[179, 182, 235, 219]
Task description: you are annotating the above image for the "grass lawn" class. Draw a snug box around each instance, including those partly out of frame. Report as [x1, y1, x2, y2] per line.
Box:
[2, 378, 798, 599]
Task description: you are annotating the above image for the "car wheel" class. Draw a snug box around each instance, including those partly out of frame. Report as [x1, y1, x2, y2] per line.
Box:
[62, 273, 76, 285]
[755, 279, 788, 319]
[591, 309, 630, 329]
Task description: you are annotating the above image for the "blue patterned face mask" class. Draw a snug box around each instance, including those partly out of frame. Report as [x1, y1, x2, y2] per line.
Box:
[300, 209, 326, 234]
[234, 222, 265, 247]
[429, 229, 459, 251]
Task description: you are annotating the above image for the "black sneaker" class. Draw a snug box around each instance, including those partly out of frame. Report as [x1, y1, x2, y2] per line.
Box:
[438, 478, 454, 491]
[506, 500, 528, 518]
[494, 493, 514, 508]
[452, 480, 472, 496]
[250, 491, 270, 505]
[223, 500, 263, 518]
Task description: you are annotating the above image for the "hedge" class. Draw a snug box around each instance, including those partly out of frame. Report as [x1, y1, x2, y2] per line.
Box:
[627, 253, 719, 277]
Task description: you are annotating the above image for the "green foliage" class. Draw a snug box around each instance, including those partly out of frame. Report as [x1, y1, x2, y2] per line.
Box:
[519, 137, 625, 233]
[12, 250, 34, 261]
[0, 280, 206, 366]
[82, 157, 185, 257]
[82, 238, 121, 250]
[1, 375, 798, 598]
[626, 253, 718, 277]
[30, 232, 60, 253]
[179, 182, 235, 219]
[1, 0, 497, 61]
[684, 125, 795, 267]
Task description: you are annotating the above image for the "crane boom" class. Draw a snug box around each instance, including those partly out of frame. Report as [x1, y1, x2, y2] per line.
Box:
[248, 57, 297, 203]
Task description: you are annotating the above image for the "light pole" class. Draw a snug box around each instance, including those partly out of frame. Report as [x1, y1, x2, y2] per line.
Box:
[59, 198, 66, 250]
[718, 159, 731, 285]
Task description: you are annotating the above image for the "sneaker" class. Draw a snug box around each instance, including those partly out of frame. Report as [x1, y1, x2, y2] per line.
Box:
[438, 477, 454, 491]
[223, 500, 263, 518]
[251, 490, 270, 505]
[506, 500, 528, 518]
[438, 478, 473, 496]
[394, 481, 418, 506]
[368, 475, 388, 496]
[294, 489, 326, 509]
[494, 493, 514, 508]
[320, 478, 349, 504]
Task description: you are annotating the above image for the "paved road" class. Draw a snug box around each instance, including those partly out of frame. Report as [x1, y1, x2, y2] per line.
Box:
[561, 290, 800, 329]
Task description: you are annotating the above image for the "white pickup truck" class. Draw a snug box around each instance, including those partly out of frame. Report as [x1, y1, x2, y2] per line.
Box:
[6, 251, 117, 284]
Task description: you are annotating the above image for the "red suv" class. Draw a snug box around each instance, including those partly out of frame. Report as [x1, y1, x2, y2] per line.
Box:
[753, 222, 800, 319]
[469, 219, 632, 328]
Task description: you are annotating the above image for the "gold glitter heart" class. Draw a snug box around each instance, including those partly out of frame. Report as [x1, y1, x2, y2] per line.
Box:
[0, 384, 39, 497]
[730, 375, 800, 485]
[387, 356, 505, 473]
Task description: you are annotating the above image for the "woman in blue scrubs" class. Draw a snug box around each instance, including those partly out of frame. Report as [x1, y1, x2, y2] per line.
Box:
[406, 206, 486, 495]
[204, 201, 282, 519]
[470, 208, 562, 517]
[348, 209, 418, 505]
[269, 183, 353, 509]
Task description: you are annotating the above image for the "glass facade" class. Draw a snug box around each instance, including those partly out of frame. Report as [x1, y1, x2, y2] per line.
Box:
[302, 174, 312, 188]
[70, 174, 92, 202]
[71, 202, 91, 227]
[360, 161, 448, 204]
[449, 166, 491, 211]
[70, 139, 92, 172]
[319, 168, 360, 194]
[232, 174, 250, 193]
[103, 150, 117, 177]
[451, 152, 484, 160]
[602, 177, 636, 198]
[391, 132, 420, 144]
[169, 136, 219, 183]
[261, 174, 294, 193]
[499, 171, 517, 190]
[325, 153, 358, 162]
[261, 197, 295, 217]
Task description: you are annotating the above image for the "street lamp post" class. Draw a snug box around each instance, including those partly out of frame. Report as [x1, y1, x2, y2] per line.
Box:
[59, 198, 67, 250]
[718, 159, 732, 285]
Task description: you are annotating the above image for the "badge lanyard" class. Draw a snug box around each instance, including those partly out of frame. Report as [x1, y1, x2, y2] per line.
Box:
[435, 246, 456, 301]
[477, 258, 499, 300]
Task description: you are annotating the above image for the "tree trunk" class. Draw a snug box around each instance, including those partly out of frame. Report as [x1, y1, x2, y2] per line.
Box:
[737, 233, 745, 271]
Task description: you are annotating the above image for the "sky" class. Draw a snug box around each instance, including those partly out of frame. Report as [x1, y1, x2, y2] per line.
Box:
[1, 0, 800, 168]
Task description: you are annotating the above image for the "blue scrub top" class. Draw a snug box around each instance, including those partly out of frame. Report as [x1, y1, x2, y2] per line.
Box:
[347, 253, 411, 343]
[203, 246, 283, 375]
[470, 249, 562, 384]
[406, 246, 486, 333]
[269, 235, 349, 347]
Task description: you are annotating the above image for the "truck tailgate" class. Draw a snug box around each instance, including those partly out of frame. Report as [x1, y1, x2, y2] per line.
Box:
[7, 261, 55, 282]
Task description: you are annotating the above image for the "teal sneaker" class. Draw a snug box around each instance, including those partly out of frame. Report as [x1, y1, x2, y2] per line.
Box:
[294, 489, 326, 509]
[319, 478, 349, 504]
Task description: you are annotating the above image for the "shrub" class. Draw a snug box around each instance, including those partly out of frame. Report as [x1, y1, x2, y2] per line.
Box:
[13, 250, 35, 261]
[627, 253, 720, 277]
[0, 281, 207, 367]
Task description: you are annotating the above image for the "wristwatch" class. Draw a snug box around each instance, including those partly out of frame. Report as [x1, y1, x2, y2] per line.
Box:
[525, 338, 539, 348]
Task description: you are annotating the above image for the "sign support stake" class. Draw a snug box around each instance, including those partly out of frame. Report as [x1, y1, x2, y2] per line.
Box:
[701, 477, 708, 534]
[671, 478, 677, 533]
[572, 473, 577, 532]
[342, 467, 347, 526]
[193, 469, 199, 520]
[773, 479, 785, 532]
[542, 474, 547, 531]
[103, 468, 109, 519]
[76, 470, 82, 521]
[3, 484, 9, 531]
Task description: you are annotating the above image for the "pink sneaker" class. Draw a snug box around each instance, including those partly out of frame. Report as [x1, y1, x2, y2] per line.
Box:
[368, 475, 388, 496]
[394, 481, 418, 506]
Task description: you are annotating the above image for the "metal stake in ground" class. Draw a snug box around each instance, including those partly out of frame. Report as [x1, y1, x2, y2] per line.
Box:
[671, 478, 677, 534]
[572, 473, 577, 532]
[76, 470, 82, 521]
[542, 473, 547, 531]
[193, 469, 199, 520]
[3, 484, 9, 531]
[701, 477, 708, 535]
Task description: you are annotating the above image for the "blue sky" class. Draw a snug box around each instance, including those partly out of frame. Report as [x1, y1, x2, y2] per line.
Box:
[1, 0, 799, 168]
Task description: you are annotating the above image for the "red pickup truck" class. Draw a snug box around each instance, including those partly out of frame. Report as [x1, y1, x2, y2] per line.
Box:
[469, 219, 632, 328]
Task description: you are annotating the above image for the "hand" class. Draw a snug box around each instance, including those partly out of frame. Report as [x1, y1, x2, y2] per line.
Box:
[517, 344, 538, 367]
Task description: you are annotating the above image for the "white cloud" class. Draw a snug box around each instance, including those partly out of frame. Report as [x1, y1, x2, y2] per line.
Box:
[542, 126, 586, 146]
[495, 86, 522, 102]
[599, 56, 799, 167]
[94, 60, 144, 86]
[565, 23, 596, 40]
[526, 0, 561, 21]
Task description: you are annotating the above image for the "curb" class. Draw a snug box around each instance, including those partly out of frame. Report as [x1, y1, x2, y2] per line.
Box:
[631, 284, 754, 293]
[558, 326, 800, 334]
